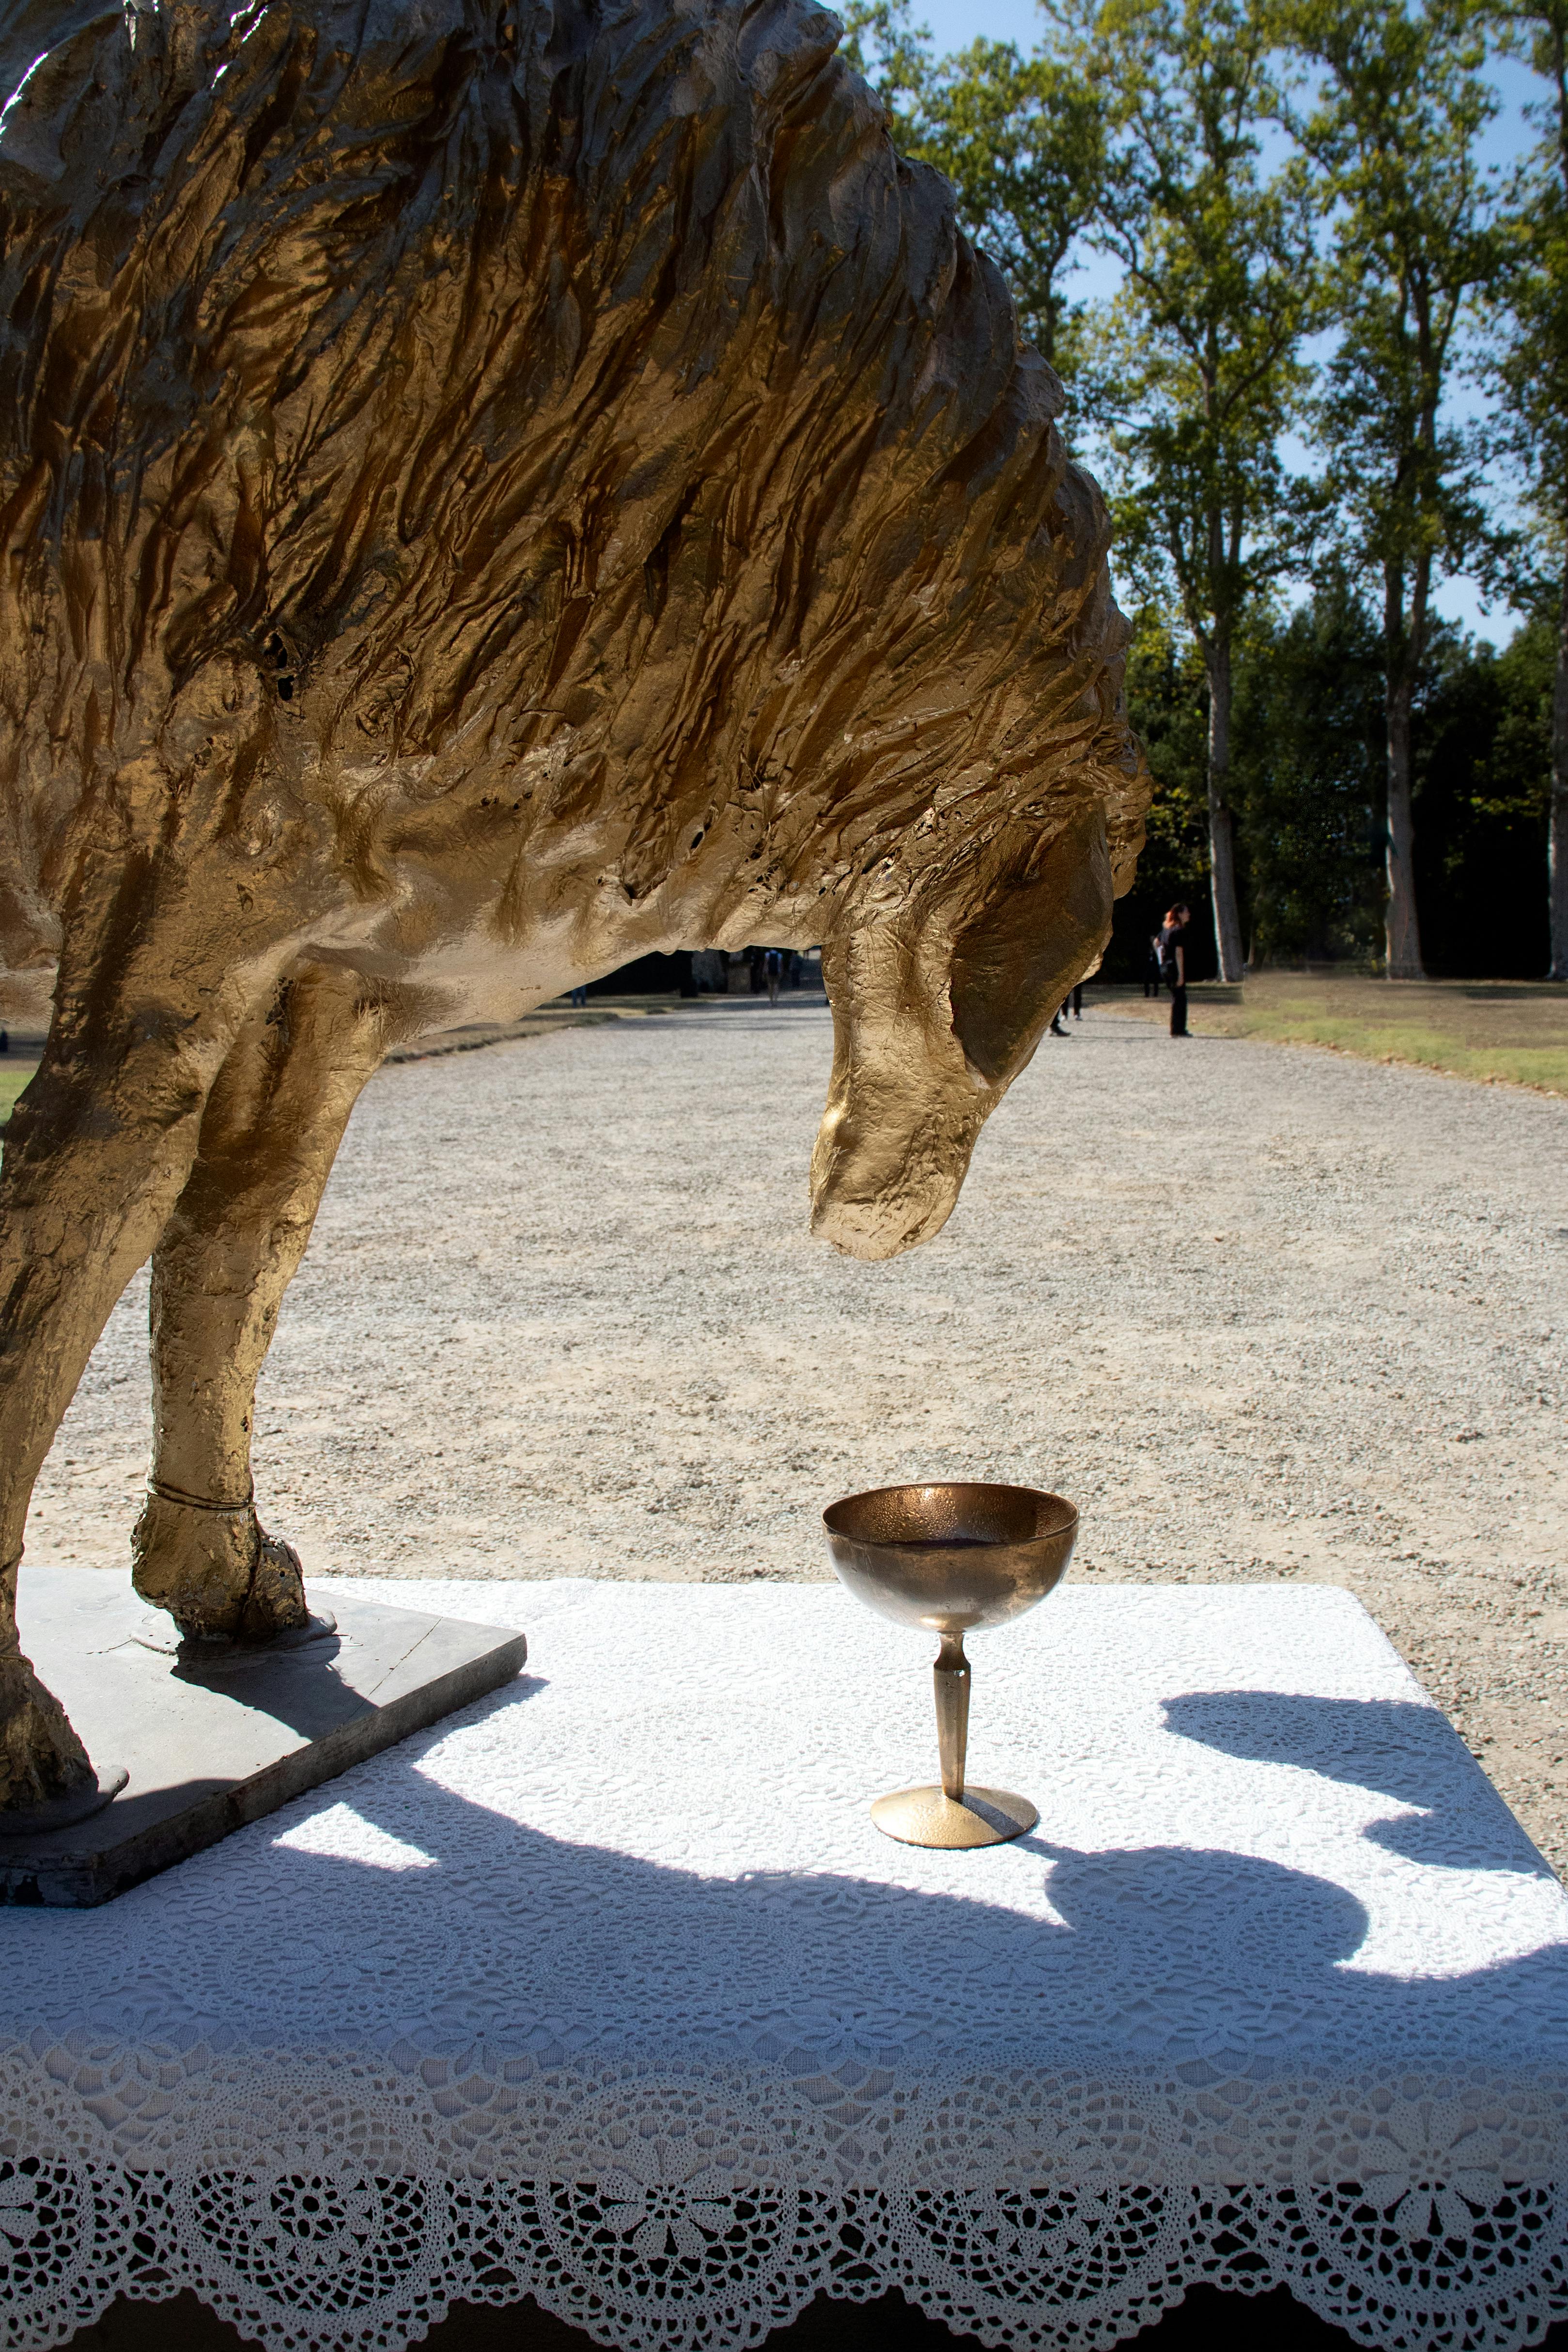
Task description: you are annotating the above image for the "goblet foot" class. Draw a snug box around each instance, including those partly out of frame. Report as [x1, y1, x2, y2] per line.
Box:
[870, 1783, 1038, 1849]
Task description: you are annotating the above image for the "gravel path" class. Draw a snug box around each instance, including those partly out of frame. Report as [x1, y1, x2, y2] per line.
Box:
[27, 1000, 1568, 1873]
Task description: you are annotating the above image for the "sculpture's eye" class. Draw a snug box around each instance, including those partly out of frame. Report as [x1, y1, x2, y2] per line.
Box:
[948, 810, 1113, 1085]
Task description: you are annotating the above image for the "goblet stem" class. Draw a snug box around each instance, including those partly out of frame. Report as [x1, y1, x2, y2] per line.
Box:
[933, 1631, 971, 1801]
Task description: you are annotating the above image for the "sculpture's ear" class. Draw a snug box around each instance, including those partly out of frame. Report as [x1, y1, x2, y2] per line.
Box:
[948, 804, 1114, 1085]
[0, 2, 132, 197]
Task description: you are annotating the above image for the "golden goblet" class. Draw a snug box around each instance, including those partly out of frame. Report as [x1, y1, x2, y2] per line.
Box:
[823, 1481, 1078, 1849]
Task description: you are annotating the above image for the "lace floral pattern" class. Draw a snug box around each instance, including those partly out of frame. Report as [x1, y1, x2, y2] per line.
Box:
[1, 1580, 1565, 2351]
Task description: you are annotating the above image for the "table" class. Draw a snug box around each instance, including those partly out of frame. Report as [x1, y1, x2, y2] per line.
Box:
[2, 1579, 1566, 2352]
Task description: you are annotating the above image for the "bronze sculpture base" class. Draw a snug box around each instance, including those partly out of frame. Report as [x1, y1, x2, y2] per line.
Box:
[0, 1568, 527, 1904]
[870, 1782, 1040, 1849]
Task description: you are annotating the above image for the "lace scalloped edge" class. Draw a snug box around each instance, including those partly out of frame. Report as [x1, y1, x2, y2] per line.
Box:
[0, 2163, 1566, 2352]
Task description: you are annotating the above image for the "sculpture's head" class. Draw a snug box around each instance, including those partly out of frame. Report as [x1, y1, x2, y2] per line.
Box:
[809, 802, 1116, 1260]
[0, 0, 1149, 1188]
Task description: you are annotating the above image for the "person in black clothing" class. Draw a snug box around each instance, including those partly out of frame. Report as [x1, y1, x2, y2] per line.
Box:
[1160, 902, 1191, 1036]
[1049, 981, 1086, 1036]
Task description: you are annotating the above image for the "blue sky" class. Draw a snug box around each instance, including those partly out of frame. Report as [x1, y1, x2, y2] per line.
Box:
[893, 0, 1546, 644]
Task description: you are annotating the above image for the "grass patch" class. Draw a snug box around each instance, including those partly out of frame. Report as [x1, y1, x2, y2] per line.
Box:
[0, 1061, 38, 1127]
[1097, 973, 1568, 1095]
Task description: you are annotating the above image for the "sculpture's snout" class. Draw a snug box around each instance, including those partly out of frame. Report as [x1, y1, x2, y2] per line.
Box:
[807, 927, 990, 1262]
[808, 1088, 982, 1261]
[809, 807, 1116, 1262]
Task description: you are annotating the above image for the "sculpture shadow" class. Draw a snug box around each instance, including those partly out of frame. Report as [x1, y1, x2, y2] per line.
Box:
[166, 1628, 357, 1747]
[24, 1675, 1566, 2081]
[1161, 1690, 1550, 1873]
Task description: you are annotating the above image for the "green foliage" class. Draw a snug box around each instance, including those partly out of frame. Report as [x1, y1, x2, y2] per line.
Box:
[1414, 609, 1555, 972]
[908, 45, 1107, 362]
[1469, 611, 1556, 827]
[1106, 588, 1552, 979]
[1056, 0, 1322, 974]
[1106, 609, 1221, 976]
[1231, 580, 1386, 962]
[1485, 0, 1568, 579]
[1286, 0, 1500, 627]
[1067, 0, 1319, 631]
[1282, 0, 1505, 971]
[1112, 587, 1385, 975]
[1122, 610, 1212, 874]
[830, 0, 1558, 980]
[837, 0, 1107, 368]
[835, 0, 933, 113]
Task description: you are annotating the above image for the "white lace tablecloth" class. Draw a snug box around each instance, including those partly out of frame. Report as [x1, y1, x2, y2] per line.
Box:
[3, 1578, 1567, 2352]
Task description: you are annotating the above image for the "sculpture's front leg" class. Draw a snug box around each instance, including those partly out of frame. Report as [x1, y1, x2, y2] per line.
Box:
[132, 967, 404, 1642]
[0, 977, 248, 1805]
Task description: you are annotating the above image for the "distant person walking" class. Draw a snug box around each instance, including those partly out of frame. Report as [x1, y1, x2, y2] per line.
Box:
[1144, 934, 1163, 998]
[1160, 903, 1191, 1038]
[764, 947, 783, 1005]
[1071, 982, 1083, 1020]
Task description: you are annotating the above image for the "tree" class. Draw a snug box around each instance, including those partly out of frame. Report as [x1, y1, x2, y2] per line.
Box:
[836, 0, 933, 119]
[1412, 613, 1555, 973]
[1485, 0, 1568, 977]
[1066, 0, 1319, 981]
[1107, 592, 1554, 980]
[906, 46, 1107, 368]
[1103, 607, 1218, 977]
[1287, 0, 1499, 979]
[838, 5, 1108, 377]
[1232, 576, 1386, 962]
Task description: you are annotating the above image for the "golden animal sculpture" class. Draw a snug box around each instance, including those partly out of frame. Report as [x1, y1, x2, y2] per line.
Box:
[0, 0, 1148, 1809]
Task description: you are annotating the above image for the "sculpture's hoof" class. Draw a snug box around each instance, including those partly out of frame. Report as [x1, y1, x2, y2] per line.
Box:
[0, 1764, 128, 1838]
[239, 1529, 310, 1644]
[131, 1491, 312, 1644]
[130, 1607, 338, 1667]
[173, 1612, 339, 1679]
[0, 1645, 97, 1812]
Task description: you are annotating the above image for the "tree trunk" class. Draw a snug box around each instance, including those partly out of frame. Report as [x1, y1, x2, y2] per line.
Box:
[1551, 553, 1568, 981]
[1204, 632, 1246, 982]
[1383, 566, 1425, 980]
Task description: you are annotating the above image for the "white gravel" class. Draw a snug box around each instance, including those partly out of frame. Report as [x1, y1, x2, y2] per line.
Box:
[26, 998, 1568, 1872]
